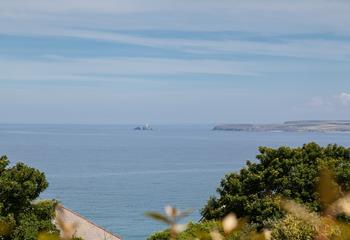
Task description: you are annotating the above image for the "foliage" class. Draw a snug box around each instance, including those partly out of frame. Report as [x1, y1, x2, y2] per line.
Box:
[145, 206, 192, 240]
[147, 218, 270, 240]
[271, 214, 315, 240]
[0, 155, 58, 240]
[147, 230, 171, 240]
[146, 206, 269, 240]
[148, 143, 350, 240]
[147, 221, 225, 240]
[202, 143, 350, 228]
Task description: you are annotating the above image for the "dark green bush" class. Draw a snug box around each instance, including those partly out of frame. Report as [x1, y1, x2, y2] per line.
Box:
[147, 221, 246, 240]
[202, 143, 350, 228]
[0, 155, 58, 240]
[147, 230, 171, 240]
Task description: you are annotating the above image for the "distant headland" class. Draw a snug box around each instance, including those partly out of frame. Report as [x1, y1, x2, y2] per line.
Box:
[213, 120, 350, 132]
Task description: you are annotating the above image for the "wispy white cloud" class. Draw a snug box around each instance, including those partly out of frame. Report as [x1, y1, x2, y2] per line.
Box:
[2, 26, 350, 61]
[336, 92, 350, 106]
[0, 56, 258, 82]
[47, 30, 350, 61]
[1, 0, 350, 33]
[307, 92, 350, 109]
[1, 54, 348, 87]
[1, 0, 350, 123]
[1, 0, 350, 61]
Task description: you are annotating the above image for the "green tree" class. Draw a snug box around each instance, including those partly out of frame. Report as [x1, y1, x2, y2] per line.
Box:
[201, 143, 350, 228]
[0, 155, 58, 240]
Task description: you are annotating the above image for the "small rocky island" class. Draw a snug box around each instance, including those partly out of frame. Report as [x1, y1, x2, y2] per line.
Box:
[213, 120, 350, 132]
[134, 124, 153, 130]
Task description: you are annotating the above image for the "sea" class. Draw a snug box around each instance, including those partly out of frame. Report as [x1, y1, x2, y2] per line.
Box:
[0, 124, 350, 239]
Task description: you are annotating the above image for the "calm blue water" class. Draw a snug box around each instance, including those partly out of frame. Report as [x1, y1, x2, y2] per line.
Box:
[0, 124, 350, 239]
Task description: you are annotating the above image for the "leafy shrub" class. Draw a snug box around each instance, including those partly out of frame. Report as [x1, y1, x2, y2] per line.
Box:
[148, 143, 350, 240]
[271, 214, 315, 240]
[147, 230, 170, 240]
[0, 155, 58, 240]
[174, 221, 221, 240]
[147, 221, 226, 240]
[202, 143, 350, 228]
[147, 220, 271, 240]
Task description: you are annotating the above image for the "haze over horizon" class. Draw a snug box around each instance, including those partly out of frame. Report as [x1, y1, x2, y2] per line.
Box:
[1, 0, 350, 124]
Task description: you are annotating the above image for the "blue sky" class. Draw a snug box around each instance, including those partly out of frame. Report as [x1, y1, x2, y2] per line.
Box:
[1, 0, 350, 124]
